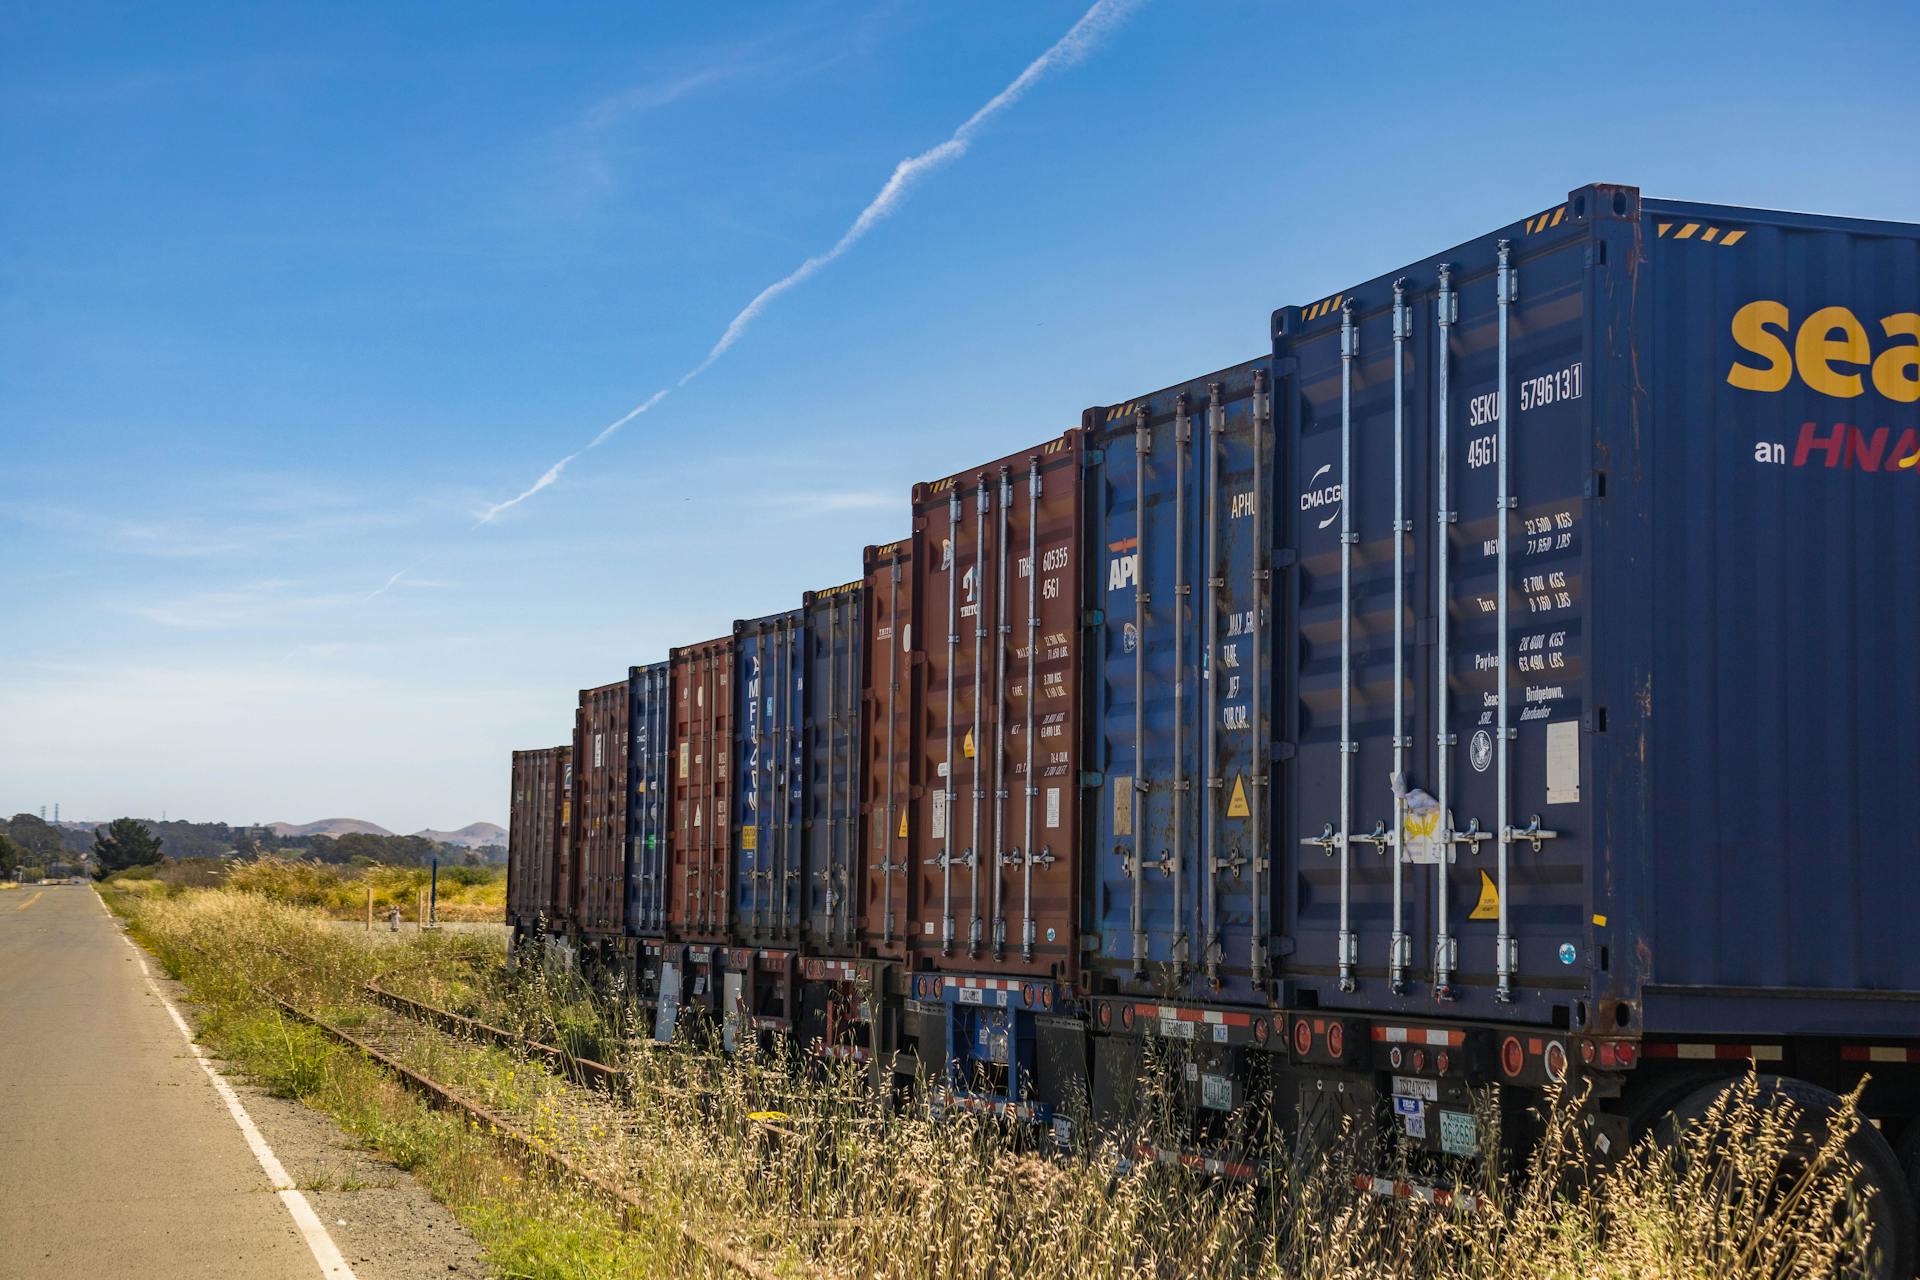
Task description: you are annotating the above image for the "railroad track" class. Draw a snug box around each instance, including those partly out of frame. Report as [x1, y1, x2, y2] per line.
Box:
[271, 992, 811, 1280]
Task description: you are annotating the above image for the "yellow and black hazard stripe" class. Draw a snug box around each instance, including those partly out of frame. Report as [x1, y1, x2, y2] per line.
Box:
[1655, 220, 1746, 246]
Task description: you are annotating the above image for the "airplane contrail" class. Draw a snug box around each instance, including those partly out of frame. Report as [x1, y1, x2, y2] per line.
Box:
[434, 0, 1140, 560]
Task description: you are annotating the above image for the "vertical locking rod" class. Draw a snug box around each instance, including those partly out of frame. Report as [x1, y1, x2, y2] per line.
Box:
[1495, 241, 1517, 1002]
[1390, 280, 1413, 992]
[1337, 302, 1358, 993]
[1434, 265, 1459, 997]
[1130, 411, 1149, 976]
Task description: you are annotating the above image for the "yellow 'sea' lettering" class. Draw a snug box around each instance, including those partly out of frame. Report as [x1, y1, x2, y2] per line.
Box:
[1875, 313, 1920, 404]
[1795, 305, 1871, 398]
[1728, 300, 1792, 393]
[1728, 300, 1920, 401]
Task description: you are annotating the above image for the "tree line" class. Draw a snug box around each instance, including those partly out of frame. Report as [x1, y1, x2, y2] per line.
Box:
[0, 812, 500, 881]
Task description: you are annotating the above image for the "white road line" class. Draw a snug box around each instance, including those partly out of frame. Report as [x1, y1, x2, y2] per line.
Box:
[96, 890, 357, 1278]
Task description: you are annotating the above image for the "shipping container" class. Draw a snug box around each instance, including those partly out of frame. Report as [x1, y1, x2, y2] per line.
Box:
[670, 636, 735, 944]
[904, 429, 1089, 1124]
[860, 539, 918, 960]
[802, 580, 865, 954]
[570, 681, 629, 937]
[507, 744, 570, 931]
[733, 608, 806, 948]
[1081, 360, 1276, 1008]
[906, 428, 1088, 980]
[1274, 182, 1920, 1037]
[626, 661, 672, 937]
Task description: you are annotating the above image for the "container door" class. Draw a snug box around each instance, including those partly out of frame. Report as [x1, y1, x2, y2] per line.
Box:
[1197, 372, 1275, 1001]
[628, 665, 670, 935]
[672, 644, 733, 941]
[1437, 236, 1592, 1007]
[805, 587, 863, 950]
[1089, 402, 1199, 984]
[1283, 286, 1437, 1005]
[862, 543, 916, 957]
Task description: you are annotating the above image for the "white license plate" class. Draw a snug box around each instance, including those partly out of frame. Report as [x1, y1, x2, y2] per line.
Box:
[1439, 1109, 1478, 1157]
[1159, 1016, 1196, 1039]
[1392, 1075, 1438, 1102]
[1200, 1074, 1235, 1112]
[958, 987, 984, 1005]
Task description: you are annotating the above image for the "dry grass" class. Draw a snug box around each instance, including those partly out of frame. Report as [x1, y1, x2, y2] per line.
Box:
[106, 887, 1883, 1279]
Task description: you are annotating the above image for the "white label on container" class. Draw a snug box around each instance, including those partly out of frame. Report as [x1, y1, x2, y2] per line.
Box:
[1393, 1075, 1438, 1102]
[680, 742, 690, 775]
[594, 733, 604, 769]
[1394, 1095, 1427, 1139]
[923, 921, 935, 935]
[1046, 787, 1061, 829]
[932, 788, 948, 839]
[1547, 720, 1580, 805]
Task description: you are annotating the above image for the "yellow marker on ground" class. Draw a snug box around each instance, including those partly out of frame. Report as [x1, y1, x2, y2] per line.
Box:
[17, 891, 44, 911]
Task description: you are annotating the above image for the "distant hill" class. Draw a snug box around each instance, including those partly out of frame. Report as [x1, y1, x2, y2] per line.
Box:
[411, 822, 506, 849]
[267, 818, 395, 839]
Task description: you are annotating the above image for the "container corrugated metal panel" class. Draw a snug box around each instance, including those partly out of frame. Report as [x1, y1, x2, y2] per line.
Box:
[626, 661, 671, 936]
[906, 430, 1086, 980]
[860, 540, 917, 959]
[571, 681, 629, 937]
[1081, 359, 1276, 1006]
[733, 608, 806, 948]
[507, 745, 569, 928]
[1274, 182, 1920, 1036]
[803, 580, 864, 955]
[670, 636, 734, 942]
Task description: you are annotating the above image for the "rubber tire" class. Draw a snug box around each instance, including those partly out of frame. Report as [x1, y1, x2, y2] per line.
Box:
[1894, 1121, 1920, 1276]
[1657, 1075, 1915, 1280]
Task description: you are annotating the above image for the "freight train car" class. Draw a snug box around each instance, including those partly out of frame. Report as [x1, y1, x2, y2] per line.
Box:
[1077, 358, 1283, 1157]
[902, 429, 1089, 1126]
[570, 681, 628, 964]
[506, 745, 570, 939]
[627, 660, 672, 1017]
[1266, 183, 1917, 1269]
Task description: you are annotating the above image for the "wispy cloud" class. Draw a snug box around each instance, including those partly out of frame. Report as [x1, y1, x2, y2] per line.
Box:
[451, 0, 1139, 554]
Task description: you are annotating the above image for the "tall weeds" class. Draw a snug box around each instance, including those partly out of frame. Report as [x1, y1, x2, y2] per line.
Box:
[112, 888, 1881, 1280]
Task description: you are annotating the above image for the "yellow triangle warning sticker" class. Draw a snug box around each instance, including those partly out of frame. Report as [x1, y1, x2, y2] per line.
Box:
[962, 729, 975, 758]
[1226, 775, 1250, 819]
[1470, 870, 1499, 921]
[898, 812, 909, 838]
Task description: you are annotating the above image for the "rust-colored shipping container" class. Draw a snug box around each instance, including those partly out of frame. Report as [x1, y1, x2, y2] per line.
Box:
[507, 744, 570, 930]
[860, 540, 917, 959]
[570, 680, 628, 937]
[907, 429, 1085, 981]
[670, 636, 734, 943]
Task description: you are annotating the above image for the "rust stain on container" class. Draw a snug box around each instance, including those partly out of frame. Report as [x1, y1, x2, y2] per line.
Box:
[507, 744, 570, 929]
[570, 681, 628, 936]
[671, 635, 734, 942]
[906, 429, 1085, 980]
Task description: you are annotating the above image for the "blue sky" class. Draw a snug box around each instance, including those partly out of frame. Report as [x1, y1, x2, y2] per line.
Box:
[4, 1, 1915, 832]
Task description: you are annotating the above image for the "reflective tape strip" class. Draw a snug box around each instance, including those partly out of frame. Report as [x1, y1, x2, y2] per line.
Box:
[1133, 1003, 1256, 1027]
[1371, 1025, 1465, 1047]
[1643, 1042, 1784, 1062]
[1840, 1046, 1920, 1064]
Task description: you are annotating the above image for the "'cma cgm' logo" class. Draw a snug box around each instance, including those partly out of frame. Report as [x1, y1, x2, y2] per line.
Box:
[1727, 300, 1920, 471]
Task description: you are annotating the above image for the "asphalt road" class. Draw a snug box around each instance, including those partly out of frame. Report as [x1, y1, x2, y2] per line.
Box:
[0, 884, 485, 1279]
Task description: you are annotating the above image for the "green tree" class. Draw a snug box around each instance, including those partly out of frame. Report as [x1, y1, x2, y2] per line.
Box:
[92, 818, 164, 877]
[0, 832, 22, 879]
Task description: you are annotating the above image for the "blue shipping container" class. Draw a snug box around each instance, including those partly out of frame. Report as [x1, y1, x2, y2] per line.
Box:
[1083, 359, 1277, 1007]
[802, 581, 864, 953]
[626, 660, 672, 936]
[734, 608, 806, 947]
[1275, 183, 1920, 1036]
